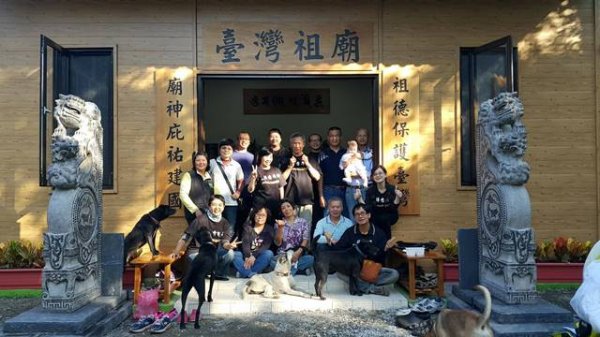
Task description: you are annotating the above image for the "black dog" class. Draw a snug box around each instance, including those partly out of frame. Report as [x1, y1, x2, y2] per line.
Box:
[179, 227, 217, 329]
[123, 205, 176, 264]
[313, 237, 380, 300]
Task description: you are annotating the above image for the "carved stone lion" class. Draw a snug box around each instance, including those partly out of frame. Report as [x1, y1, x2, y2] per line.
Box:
[47, 94, 103, 190]
[43, 94, 104, 312]
[477, 92, 537, 304]
[478, 92, 530, 186]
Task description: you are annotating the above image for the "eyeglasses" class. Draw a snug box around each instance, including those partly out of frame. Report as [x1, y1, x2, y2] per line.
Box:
[255, 213, 267, 218]
[354, 211, 368, 217]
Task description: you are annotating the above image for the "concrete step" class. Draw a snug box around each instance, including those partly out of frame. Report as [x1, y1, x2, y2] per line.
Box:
[445, 284, 575, 337]
[489, 322, 573, 337]
[3, 294, 129, 337]
[84, 299, 132, 337]
[451, 285, 573, 324]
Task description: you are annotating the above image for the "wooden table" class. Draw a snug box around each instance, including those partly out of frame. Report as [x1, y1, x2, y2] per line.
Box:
[392, 248, 446, 300]
[130, 253, 178, 304]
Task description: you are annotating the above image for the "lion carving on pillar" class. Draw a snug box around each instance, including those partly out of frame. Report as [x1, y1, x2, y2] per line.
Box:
[477, 92, 537, 304]
[43, 94, 103, 312]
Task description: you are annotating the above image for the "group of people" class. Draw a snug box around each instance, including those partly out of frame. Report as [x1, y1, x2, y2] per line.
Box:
[170, 127, 405, 296]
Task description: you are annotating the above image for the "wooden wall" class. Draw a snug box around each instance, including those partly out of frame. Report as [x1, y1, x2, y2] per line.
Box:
[0, 0, 597, 251]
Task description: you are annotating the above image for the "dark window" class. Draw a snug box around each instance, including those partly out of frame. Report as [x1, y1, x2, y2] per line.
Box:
[460, 36, 518, 186]
[40, 35, 114, 189]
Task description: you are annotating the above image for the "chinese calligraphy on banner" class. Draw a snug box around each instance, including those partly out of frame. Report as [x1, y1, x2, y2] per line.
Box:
[382, 67, 420, 215]
[243, 88, 330, 114]
[155, 68, 195, 217]
[202, 23, 373, 69]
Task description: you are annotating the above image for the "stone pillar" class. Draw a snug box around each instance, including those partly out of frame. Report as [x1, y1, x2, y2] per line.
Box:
[42, 94, 104, 312]
[476, 92, 537, 304]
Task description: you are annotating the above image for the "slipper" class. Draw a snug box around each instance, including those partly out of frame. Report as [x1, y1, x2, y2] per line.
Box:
[395, 308, 412, 316]
[395, 311, 434, 337]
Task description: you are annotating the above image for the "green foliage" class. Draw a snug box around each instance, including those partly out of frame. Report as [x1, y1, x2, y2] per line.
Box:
[438, 236, 591, 264]
[0, 289, 42, 298]
[0, 240, 45, 269]
[439, 238, 458, 263]
[535, 237, 592, 263]
[536, 282, 580, 292]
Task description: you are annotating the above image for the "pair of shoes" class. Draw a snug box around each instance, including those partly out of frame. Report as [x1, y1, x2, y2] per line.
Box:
[371, 286, 390, 296]
[130, 315, 155, 333]
[411, 297, 444, 313]
[415, 273, 438, 289]
[213, 275, 229, 281]
[149, 314, 175, 334]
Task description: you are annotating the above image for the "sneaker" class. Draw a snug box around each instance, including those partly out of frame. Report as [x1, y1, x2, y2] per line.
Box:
[303, 268, 312, 276]
[130, 315, 155, 333]
[371, 286, 390, 296]
[235, 271, 242, 278]
[150, 315, 174, 334]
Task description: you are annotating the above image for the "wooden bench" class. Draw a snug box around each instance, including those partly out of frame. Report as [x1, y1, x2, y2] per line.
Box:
[392, 248, 446, 300]
[130, 253, 179, 304]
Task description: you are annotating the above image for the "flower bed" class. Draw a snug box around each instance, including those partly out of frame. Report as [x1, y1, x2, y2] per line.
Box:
[439, 236, 590, 283]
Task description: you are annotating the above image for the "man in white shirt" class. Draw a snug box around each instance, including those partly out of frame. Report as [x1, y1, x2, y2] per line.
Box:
[210, 138, 244, 237]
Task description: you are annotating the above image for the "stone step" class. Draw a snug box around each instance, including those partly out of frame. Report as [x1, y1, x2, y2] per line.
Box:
[3, 294, 128, 336]
[489, 322, 574, 337]
[451, 285, 573, 324]
[445, 285, 575, 337]
[84, 299, 132, 337]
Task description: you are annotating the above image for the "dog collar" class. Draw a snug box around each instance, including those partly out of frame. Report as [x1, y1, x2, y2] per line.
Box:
[149, 215, 160, 225]
[275, 271, 289, 277]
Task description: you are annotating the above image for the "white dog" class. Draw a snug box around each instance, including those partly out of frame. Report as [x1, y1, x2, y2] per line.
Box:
[241, 250, 314, 299]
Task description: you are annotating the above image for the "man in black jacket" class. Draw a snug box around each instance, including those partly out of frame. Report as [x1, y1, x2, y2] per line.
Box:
[335, 203, 399, 296]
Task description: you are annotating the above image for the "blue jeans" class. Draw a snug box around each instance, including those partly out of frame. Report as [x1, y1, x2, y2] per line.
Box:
[270, 254, 314, 276]
[345, 186, 366, 222]
[323, 185, 347, 218]
[188, 246, 234, 277]
[223, 205, 238, 236]
[233, 250, 274, 278]
[337, 267, 399, 293]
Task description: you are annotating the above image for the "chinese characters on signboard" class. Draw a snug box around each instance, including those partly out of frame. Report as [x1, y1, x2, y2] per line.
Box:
[165, 77, 185, 210]
[243, 89, 330, 114]
[382, 69, 419, 214]
[209, 23, 366, 65]
[215, 27, 361, 64]
[156, 69, 194, 216]
[390, 77, 411, 207]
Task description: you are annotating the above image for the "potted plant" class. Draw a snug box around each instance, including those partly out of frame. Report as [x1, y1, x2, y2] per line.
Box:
[440, 238, 459, 282]
[535, 237, 591, 283]
[0, 240, 44, 289]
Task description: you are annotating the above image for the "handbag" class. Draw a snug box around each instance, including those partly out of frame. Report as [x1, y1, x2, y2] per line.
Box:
[133, 287, 159, 319]
[216, 161, 243, 207]
[360, 259, 382, 283]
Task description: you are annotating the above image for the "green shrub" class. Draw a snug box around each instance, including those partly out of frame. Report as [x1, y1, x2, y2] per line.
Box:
[535, 237, 592, 263]
[0, 240, 44, 269]
[440, 238, 458, 263]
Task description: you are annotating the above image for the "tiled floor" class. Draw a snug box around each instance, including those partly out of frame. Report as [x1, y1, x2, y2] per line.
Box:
[173, 274, 408, 316]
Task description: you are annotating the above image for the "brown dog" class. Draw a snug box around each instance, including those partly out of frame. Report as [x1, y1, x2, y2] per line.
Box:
[427, 285, 494, 337]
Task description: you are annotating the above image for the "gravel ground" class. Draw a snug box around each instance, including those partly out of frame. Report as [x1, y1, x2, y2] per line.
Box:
[0, 290, 576, 337]
[107, 308, 411, 337]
